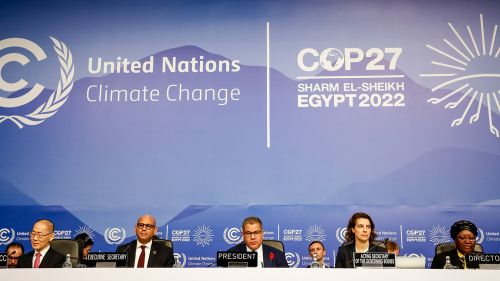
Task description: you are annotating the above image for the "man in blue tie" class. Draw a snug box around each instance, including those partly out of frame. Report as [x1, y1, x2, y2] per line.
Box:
[227, 217, 289, 268]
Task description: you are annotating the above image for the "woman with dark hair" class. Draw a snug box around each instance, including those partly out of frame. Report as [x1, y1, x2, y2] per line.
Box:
[74, 233, 94, 265]
[335, 212, 387, 268]
[431, 220, 478, 269]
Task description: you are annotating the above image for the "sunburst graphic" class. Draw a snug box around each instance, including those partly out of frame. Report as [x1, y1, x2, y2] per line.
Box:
[74, 225, 95, 239]
[193, 225, 213, 247]
[420, 14, 500, 137]
[428, 225, 451, 245]
[305, 224, 326, 242]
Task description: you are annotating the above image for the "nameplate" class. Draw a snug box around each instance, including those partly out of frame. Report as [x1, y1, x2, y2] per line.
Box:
[0, 253, 7, 267]
[217, 251, 258, 267]
[354, 253, 396, 268]
[85, 252, 128, 268]
[465, 254, 500, 269]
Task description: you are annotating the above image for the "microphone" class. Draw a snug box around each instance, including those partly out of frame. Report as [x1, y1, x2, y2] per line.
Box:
[8, 250, 17, 257]
[346, 238, 389, 267]
[367, 238, 388, 252]
[122, 243, 132, 253]
[206, 262, 217, 267]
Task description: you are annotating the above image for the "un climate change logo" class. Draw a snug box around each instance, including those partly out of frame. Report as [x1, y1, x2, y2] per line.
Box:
[223, 227, 243, 245]
[285, 252, 300, 268]
[0, 37, 74, 128]
[336, 227, 347, 243]
[476, 228, 484, 244]
[174, 253, 187, 267]
[104, 228, 126, 245]
[0, 228, 15, 245]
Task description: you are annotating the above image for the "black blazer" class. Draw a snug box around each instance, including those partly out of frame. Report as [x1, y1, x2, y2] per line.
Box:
[431, 249, 464, 269]
[115, 240, 175, 268]
[16, 247, 66, 268]
[335, 241, 388, 268]
[228, 243, 289, 268]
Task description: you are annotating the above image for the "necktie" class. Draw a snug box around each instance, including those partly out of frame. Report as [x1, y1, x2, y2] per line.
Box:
[137, 246, 146, 268]
[34, 253, 41, 268]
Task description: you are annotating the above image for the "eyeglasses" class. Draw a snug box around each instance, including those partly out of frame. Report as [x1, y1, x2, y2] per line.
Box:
[8, 256, 20, 261]
[137, 223, 155, 230]
[30, 232, 53, 239]
[457, 235, 476, 242]
[243, 230, 262, 238]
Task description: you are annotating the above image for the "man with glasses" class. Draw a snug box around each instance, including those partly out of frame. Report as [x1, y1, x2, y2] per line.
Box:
[6, 242, 24, 268]
[227, 217, 288, 267]
[115, 215, 174, 268]
[431, 220, 480, 269]
[16, 219, 65, 268]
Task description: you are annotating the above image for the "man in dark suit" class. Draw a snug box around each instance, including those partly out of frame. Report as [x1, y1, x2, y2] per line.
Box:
[227, 217, 288, 268]
[16, 219, 65, 268]
[7, 242, 24, 268]
[306, 241, 332, 268]
[116, 215, 174, 268]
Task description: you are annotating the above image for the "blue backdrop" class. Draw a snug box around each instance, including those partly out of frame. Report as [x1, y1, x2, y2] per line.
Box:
[1, 0, 500, 268]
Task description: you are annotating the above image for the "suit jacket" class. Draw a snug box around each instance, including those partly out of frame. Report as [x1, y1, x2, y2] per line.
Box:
[228, 243, 289, 268]
[116, 240, 175, 268]
[335, 241, 388, 268]
[431, 249, 464, 269]
[16, 247, 66, 268]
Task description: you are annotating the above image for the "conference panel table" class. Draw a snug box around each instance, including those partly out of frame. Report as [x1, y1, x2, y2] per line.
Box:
[2, 268, 498, 280]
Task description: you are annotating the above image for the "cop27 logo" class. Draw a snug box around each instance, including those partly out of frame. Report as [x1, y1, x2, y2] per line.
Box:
[0, 228, 15, 245]
[0, 37, 74, 128]
[421, 14, 500, 137]
[306, 225, 326, 242]
[285, 252, 300, 268]
[428, 225, 451, 245]
[104, 228, 126, 245]
[223, 227, 243, 245]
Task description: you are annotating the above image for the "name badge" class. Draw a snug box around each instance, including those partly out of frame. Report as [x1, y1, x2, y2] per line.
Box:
[354, 253, 396, 268]
[465, 254, 500, 269]
[85, 252, 128, 268]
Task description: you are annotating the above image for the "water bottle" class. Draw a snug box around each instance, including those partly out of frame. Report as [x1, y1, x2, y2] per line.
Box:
[443, 256, 454, 269]
[173, 257, 183, 268]
[310, 253, 320, 268]
[62, 254, 73, 268]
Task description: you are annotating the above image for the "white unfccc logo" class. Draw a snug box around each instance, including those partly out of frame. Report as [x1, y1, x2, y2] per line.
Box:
[404, 253, 425, 258]
[0, 37, 74, 128]
[476, 228, 484, 244]
[285, 252, 301, 268]
[174, 253, 187, 267]
[0, 228, 15, 245]
[104, 228, 126, 245]
[336, 227, 347, 243]
[223, 227, 243, 245]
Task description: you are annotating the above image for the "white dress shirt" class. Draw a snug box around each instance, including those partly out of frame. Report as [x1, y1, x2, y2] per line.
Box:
[134, 239, 152, 268]
[246, 244, 263, 268]
[356, 244, 370, 253]
[32, 245, 51, 267]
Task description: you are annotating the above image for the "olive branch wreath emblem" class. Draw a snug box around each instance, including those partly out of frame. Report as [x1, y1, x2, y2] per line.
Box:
[0, 37, 74, 128]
